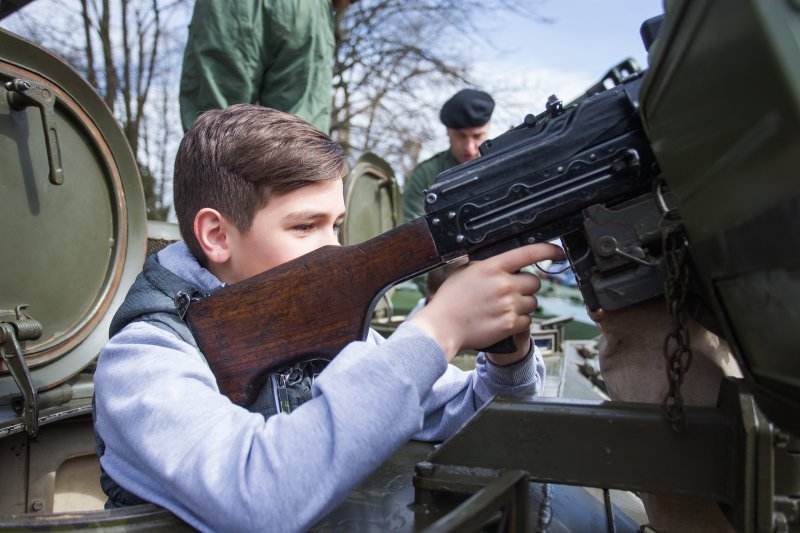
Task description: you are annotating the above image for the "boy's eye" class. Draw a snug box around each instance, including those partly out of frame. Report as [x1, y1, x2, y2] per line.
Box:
[293, 223, 313, 232]
[333, 222, 342, 234]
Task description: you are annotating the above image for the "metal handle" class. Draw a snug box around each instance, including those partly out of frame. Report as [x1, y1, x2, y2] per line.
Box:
[5, 78, 65, 185]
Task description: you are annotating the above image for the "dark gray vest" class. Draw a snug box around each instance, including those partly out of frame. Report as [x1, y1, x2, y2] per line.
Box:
[94, 254, 326, 507]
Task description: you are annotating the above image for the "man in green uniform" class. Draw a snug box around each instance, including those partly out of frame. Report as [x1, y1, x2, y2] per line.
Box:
[402, 89, 495, 222]
[402, 89, 494, 296]
[179, 0, 352, 133]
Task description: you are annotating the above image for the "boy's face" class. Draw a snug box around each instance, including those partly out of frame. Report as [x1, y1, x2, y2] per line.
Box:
[224, 179, 346, 284]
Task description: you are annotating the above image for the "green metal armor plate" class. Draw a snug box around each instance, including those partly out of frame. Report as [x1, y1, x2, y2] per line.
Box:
[640, 0, 800, 429]
[0, 29, 146, 400]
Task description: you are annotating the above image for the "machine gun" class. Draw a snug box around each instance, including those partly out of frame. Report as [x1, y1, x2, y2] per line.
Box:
[186, 69, 669, 407]
[424, 71, 670, 316]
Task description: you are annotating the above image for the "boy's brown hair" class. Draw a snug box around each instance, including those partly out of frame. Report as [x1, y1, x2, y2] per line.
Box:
[174, 104, 347, 263]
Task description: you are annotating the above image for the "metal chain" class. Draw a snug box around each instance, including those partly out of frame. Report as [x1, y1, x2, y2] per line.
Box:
[535, 482, 553, 532]
[656, 180, 693, 432]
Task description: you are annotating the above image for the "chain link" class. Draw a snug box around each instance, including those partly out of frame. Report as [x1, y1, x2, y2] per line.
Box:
[656, 180, 693, 431]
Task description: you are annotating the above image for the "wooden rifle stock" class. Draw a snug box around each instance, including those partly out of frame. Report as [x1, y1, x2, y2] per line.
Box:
[186, 218, 443, 405]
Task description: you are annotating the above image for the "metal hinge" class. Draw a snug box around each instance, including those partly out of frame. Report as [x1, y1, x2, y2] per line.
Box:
[1, 305, 43, 437]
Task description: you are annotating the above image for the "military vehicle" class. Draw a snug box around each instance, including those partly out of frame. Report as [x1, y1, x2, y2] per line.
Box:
[1, 0, 799, 530]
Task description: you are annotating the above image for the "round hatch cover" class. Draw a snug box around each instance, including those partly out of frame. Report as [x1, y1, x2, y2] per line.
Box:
[0, 29, 146, 397]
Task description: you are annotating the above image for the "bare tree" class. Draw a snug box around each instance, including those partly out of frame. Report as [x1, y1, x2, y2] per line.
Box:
[333, 0, 551, 182]
[5, 0, 550, 212]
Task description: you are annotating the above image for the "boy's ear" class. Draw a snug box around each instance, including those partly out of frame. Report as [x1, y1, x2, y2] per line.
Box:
[194, 208, 232, 265]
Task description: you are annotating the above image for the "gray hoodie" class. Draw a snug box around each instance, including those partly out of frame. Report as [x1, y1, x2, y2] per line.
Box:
[93, 241, 545, 532]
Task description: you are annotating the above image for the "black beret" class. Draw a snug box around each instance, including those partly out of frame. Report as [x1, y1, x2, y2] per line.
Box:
[439, 89, 495, 129]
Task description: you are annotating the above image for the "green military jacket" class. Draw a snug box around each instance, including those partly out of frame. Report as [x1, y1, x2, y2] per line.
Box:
[402, 149, 459, 223]
[180, 0, 335, 133]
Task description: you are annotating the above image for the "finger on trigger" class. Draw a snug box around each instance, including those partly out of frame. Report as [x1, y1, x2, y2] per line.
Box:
[492, 243, 565, 272]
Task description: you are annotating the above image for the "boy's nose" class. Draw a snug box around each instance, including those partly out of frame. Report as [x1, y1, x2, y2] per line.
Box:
[322, 231, 340, 247]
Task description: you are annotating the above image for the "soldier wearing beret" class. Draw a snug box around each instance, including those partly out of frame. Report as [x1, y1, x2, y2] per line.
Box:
[402, 89, 494, 296]
[402, 89, 495, 223]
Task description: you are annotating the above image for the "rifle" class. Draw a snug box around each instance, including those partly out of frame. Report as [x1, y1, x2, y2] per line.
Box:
[187, 72, 666, 406]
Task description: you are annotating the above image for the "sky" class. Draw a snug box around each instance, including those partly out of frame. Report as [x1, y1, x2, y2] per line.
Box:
[451, 0, 665, 141]
[1, 0, 666, 188]
[1, 0, 665, 144]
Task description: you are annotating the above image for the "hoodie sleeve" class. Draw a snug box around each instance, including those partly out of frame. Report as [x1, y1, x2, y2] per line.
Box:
[367, 324, 545, 442]
[94, 320, 446, 533]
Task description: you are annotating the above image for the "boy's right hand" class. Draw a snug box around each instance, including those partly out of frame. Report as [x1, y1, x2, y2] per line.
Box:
[408, 243, 564, 362]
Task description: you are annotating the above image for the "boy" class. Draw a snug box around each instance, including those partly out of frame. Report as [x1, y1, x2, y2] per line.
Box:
[93, 104, 562, 532]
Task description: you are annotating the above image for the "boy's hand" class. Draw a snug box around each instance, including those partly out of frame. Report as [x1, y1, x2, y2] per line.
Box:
[408, 243, 564, 362]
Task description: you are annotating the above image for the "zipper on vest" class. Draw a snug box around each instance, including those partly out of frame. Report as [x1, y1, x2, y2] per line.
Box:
[272, 373, 292, 414]
[175, 290, 207, 319]
[175, 291, 193, 319]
